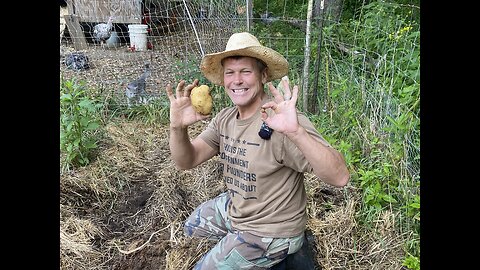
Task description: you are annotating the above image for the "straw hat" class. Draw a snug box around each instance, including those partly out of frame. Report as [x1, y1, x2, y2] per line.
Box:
[200, 32, 289, 86]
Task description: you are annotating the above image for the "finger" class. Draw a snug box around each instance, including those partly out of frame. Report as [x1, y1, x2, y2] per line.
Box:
[175, 80, 185, 99]
[282, 77, 292, 100]
[165, 83, 175, 102]
[268, 82, 284, 103]
[290, 85, 299, 103]
[260, 107, 268, 121]
[276, 79, 284, 95]
[160, 79, 173, 99]
[261, 101, 279, 113]
[184, 79, 199, 97]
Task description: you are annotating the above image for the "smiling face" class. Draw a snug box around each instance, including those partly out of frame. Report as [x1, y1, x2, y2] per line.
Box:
[222, 56, 268, 117]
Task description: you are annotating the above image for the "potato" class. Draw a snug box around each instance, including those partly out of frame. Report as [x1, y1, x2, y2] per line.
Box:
[190, 85, 213, 115]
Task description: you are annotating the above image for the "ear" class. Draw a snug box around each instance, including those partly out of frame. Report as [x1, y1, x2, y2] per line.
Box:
[261, 68, 268, 84]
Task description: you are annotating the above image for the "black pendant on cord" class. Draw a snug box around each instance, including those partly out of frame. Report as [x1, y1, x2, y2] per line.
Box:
[258, 122, 273, 140]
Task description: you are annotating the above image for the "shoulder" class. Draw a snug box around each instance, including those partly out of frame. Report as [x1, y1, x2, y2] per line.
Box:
[213, 107, 237, 121]
[202, 106, 236, 132]
[296, 112, 332, 147]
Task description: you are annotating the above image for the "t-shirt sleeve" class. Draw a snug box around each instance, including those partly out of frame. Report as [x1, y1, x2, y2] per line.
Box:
[198, 115, 220, 151]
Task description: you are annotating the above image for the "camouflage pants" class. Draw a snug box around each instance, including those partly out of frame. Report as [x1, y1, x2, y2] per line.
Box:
[184, 192, 305, 270]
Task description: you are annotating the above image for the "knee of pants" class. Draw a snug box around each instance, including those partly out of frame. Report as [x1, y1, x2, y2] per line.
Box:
[183, 220, 194, 236]
[184, 219, 195, 237]
[183, 207, 203, 237]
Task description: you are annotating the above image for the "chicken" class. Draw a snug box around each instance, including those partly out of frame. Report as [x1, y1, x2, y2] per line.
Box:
[125, 63, 153, 107]
[260, 11, 279, 24]
[64, 52, 90, 71]
[93, 16, 114, 45]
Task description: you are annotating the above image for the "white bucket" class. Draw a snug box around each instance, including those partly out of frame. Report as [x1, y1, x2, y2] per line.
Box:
[128, 24, 148, 51]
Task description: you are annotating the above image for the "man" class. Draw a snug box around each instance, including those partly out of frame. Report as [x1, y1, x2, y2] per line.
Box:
[165, 32, 349, 269]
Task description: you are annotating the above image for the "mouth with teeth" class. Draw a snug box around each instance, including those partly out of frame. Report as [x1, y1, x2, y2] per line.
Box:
[231, 88, 248, 96]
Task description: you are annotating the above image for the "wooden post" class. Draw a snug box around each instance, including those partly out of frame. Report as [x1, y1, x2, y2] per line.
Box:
[246, 0, 253, 31]
[301, 0, 314, 112]
[64, 15, 88, 51]
[312, 0, 325, 113]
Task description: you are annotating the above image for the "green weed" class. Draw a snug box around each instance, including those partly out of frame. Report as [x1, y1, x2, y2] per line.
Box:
[60, 78, 103, 171]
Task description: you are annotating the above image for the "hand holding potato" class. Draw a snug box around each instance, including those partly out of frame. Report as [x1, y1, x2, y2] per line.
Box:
[165, 79, 210, 129]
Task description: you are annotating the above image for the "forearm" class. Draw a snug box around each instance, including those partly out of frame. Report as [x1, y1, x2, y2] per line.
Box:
[286, 126, 349, 187]
[169, 126, 196, 170]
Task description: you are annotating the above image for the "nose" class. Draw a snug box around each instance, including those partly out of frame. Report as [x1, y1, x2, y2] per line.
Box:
[233, 73, 243, 85]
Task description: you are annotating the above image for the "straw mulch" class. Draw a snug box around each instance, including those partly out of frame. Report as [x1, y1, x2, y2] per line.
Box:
[60, 118, 406, 270]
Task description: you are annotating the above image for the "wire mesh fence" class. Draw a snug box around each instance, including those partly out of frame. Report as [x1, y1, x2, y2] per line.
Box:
[61, 0, 249, 104]
[60, 0, 420, 197]
[60, 1, 420, 268]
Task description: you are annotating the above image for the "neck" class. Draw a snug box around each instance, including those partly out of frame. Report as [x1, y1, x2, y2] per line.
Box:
[236, 91, 266, 120]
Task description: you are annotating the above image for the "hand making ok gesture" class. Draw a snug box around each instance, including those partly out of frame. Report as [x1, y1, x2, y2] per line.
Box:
[260, 77, 300, 134]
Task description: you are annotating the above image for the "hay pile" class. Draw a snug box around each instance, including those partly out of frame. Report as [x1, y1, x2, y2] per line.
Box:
[60, 118, 405, 269]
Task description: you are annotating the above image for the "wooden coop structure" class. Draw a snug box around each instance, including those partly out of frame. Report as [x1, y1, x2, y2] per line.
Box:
[60, 0, 250, 100]
[63, 0, 189, 50]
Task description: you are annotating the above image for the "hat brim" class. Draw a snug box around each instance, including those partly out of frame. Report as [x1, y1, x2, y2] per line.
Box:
[200, 46, 289, 86]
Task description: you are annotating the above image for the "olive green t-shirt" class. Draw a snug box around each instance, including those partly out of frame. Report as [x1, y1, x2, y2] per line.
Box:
[198, 101, 331, 238]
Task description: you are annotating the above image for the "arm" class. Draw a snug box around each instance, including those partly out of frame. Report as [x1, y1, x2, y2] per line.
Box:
[169, 127, 217, 170]
[284, 125, 349, 187]
[165, 79, 217, 170]
[261, 81, 349, 187]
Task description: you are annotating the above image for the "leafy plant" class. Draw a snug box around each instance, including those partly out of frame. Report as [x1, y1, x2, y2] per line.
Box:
[402, 252, 420, 270]
[358, 166, 397, 209]
[60, 78, 103, 171]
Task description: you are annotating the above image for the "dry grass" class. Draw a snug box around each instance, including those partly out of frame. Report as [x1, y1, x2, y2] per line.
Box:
[60, 117, 407, 269]
[60, 205, 110, 270]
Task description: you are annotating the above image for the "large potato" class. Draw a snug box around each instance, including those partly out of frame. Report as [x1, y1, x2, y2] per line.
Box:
[190, 85, 213, 115]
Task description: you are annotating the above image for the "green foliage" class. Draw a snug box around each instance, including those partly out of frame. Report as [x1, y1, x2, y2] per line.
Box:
[252, 23, 305, 59]
[357, 164, 397, 210]
[342, 0, 421, 23]
[60, 78, 103, 170]
[336, 139, 359, 168]
[254, 0, 307, 19]
[405, 194, 420, 221]
[210, 84, 233, 114]
[124, 98, 170, 125]
[173, 56, 209, 85]
[251, 3, 306, 71]
[253, 4, 421, 263]
[304, 0, 421, 261]
[402, 253, 420, 270]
